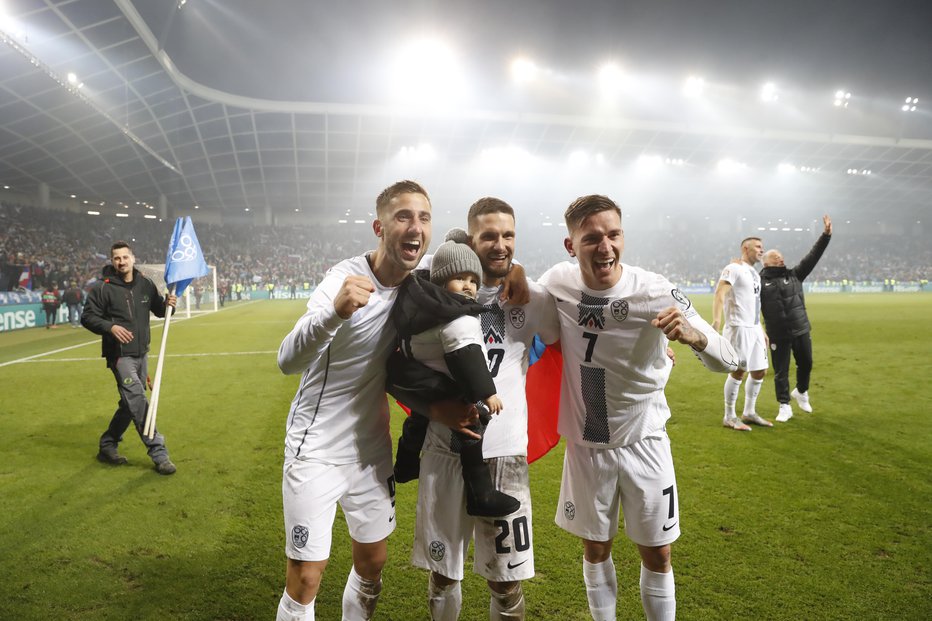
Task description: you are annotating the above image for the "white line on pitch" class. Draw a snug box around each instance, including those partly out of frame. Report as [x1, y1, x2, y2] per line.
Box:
[10, 350, 279, 364]
[0, 300, 263, 368]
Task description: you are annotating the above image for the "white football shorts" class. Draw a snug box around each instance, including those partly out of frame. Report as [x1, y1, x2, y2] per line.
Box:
[283, 455, 396, 562]
[413, 452, 534, 582]
[555, 433, 680, 547]
[723, 325, 768, 372]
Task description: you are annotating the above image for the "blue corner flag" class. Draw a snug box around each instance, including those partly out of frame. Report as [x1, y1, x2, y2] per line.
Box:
[164, 217, 209, 296]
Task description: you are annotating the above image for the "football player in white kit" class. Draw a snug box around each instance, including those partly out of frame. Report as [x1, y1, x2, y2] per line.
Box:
[276, 180, 451, 621]
[712, 237, 773, 431]
[412, 198, 560, 620]
[538, 195, 740, 621]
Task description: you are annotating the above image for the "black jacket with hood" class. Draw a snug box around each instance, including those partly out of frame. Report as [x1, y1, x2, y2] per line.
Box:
[387, 270, 495, 407]
[81, 265, 169, 361]
[759, 233, 831, 340]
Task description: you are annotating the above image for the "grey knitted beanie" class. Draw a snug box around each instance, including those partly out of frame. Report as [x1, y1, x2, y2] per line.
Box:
[430, 240, 483, 285]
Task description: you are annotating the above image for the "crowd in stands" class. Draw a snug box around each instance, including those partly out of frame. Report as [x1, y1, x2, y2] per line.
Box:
[2, 200, 929, 296]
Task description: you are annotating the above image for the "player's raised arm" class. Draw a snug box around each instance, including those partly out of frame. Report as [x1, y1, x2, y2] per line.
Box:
[278, 274, 373, 375]
[653, 305, 741, 373]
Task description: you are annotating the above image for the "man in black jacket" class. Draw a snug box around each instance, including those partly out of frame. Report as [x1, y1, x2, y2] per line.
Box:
[760, 215, 832, 422]
[82, 241, 178, 474]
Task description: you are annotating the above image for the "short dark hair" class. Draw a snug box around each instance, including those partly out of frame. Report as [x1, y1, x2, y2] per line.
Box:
[740, 237, 762, 248]
[564, 195, 621, 232]
[110, 241, 132, 256]
[467, 197, 515, 229]
[375, 180, 430, 218]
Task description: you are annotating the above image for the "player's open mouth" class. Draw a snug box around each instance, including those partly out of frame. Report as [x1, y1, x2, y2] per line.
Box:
[400, 240, 421, 260]
[593, 259, 615, 274]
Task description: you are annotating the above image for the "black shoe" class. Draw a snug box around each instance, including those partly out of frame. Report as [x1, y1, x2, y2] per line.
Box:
[462, 464, 521, 517]
[96, 451, 128, 466]
[465, 482, 521, 517]
[154, 460, 176, 475]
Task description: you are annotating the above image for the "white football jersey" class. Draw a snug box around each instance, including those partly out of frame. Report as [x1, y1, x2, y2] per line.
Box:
[719, 261, 761, 327]
[278, 254, 398, 465]
[423, 280, 560, 459]
[539, 261, 721, 448]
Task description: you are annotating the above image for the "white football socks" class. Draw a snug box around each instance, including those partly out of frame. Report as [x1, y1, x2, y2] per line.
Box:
[639, 565, 675, 621]
[342, 566, 381, 620]
[428, 572, 462, 621]
[724, 375, 742, 417]
[743, 377, 763, 415]
[489, 582, 525, 620]
[276, 590, 314, 621]
[583, 557, 617, 621]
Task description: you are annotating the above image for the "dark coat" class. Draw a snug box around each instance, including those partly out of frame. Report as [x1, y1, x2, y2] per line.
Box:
[388, 270, 495, 405]
[760, 233, 831, 339]
[81, 266, 169, 360]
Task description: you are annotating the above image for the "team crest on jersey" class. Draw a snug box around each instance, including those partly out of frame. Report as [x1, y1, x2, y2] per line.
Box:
[577, 292, 609, 330]
[142, 295, 150, 304]
[671, 288, 692, 311]
[481, 304, 505, 345]
[429, 540, 446, 561]
[509, 307, 526, 329]
[122, 377, 134, 385]
[610, 299, 629, 322]
[564, 501, 576, 521]
[292, 525, 309, 549]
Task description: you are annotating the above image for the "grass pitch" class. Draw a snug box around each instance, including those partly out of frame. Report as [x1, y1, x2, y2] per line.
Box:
[0, 294, 929, 620]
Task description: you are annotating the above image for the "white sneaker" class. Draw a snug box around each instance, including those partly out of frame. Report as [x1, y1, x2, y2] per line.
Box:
[776, 403, 793, 422]
[723, 415, 752, 431]
[741, 411, 774, 427]
[791, 388, 813, 413]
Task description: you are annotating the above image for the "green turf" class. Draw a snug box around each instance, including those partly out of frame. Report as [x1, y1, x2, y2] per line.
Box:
[1, 294, 929, 620]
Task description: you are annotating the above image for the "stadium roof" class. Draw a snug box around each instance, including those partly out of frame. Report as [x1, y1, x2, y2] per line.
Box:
[1, 0, 931, 224]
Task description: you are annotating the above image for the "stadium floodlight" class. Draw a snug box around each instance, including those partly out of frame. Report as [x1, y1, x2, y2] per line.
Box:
[244, 208, 250, 211]
[115, 213, 129, 218]
[717, 158, 748, 173]
[86, 210, 100, 216]
[598, 62, 624, 96]
[902, 96, 918, 112]
[569, 150, 591, 167]
[337, 219, 347, 224]
[636, 154, 663, 170]
[664, 158, 685, 166]
[3, 184, 9, 189]
[399, 143, 436, 162]
[511, 57, 539, 83]
[390, 36, 467, 106]
[834, 90, 851, 108]
[778, 163, 797, 173]
[683, 75, 705, 98]
[354, 219, 365, 224]
[761, 82, 778, 102]
[144, 214, 157, 219]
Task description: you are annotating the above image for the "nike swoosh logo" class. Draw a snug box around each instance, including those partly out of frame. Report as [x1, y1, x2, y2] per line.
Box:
[389, 514, 395, 523]
[506, 559, 528, 569]
[662, 521, 678, 532]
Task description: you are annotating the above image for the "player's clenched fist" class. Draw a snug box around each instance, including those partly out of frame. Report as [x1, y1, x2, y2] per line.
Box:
[333, 275, 376, 319]
[651, 306, 706, 349]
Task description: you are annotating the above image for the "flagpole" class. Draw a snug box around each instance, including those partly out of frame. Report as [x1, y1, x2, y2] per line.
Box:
[144, 284, 175, 439]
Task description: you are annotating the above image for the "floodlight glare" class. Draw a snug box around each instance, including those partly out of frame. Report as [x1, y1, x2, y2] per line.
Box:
[683, 76, 705, 98]
[511, 57, 538, 83]
[761, 82, 778, 102]
[569, 150, 591, 167]
[834, 89, 851, 108]
[636, 154, 663, 169]
[598, 62, 624, 94]
[777, 163, 797, 174]
[717, 158, 747, 174]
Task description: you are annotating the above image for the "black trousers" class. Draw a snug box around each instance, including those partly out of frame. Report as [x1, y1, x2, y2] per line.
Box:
[770, 332, 813, 404]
